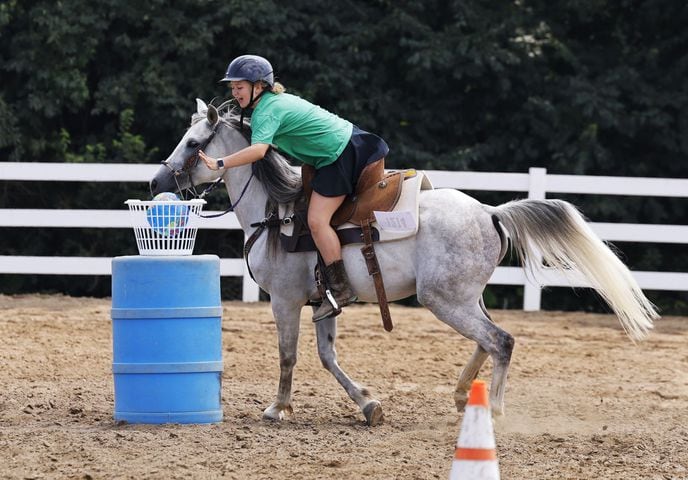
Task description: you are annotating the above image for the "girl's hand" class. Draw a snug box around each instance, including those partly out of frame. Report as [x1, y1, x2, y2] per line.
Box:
[199, 150, 221, 170]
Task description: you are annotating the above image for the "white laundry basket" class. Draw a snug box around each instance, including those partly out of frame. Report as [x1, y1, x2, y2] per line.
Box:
[125, 198, 206, 255]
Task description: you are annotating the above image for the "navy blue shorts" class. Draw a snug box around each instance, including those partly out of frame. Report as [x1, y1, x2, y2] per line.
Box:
[310, 126, 389, 197]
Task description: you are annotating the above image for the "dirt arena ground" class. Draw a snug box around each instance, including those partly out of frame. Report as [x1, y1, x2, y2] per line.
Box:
[0, 294, 686, 479]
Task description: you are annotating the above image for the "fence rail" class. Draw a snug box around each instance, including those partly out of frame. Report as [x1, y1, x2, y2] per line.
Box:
[2, 162, 687, 308]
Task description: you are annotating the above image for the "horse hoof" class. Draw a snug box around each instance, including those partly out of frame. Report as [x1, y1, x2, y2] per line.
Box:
[262, 403, 293, 422]
[454, 391, 468, 413]
[491, 402, 505, 417]
[362, 400, 384, 426]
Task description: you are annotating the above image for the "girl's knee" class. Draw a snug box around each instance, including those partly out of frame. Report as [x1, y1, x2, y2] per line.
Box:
[308, 213, 326, 234]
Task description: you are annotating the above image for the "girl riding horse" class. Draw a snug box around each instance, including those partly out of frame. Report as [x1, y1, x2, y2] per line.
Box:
[199, 54, 389, 322]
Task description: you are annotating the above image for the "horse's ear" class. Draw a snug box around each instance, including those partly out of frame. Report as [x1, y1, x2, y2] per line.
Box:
[196, 98, 208, 115]
[207, 104, 219, 126]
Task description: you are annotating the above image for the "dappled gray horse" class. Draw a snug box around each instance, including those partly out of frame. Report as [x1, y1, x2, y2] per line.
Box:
[150, 99, 657, 426]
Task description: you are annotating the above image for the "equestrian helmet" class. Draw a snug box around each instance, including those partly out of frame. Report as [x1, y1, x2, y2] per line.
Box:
[220, 55, 274, 87]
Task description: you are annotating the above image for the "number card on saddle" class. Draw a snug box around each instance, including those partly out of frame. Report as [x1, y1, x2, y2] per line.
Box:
[279, 159, 433, 331]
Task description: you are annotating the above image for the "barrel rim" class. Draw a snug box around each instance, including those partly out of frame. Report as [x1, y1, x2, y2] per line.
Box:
[111, 306, 223, 319]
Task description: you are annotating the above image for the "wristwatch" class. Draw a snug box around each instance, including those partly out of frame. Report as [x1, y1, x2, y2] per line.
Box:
[217, 159, 224, 169]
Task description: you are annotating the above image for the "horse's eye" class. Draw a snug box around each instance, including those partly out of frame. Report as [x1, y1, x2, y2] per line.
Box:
[187, 140, 200, 149]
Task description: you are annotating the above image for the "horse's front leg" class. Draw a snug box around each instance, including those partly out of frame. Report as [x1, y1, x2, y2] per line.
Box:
[262, 299, 302, 422]
[314, 313, 384, 426]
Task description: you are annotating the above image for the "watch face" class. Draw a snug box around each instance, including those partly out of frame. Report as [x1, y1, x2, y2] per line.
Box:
[217, 160, 224, 168]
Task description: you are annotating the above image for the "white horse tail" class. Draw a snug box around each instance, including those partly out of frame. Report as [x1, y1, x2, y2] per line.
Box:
[488, 199, 658, 341]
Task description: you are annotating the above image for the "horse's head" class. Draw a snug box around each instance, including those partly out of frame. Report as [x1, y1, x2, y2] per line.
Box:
[150, 99, 234, 197]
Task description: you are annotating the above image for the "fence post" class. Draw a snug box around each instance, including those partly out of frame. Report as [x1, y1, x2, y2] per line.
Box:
[523, 167, 547, 311]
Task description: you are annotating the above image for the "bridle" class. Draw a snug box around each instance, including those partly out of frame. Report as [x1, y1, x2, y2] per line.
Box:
[162, 119, 222, 200]
[161, 119, 254, 217]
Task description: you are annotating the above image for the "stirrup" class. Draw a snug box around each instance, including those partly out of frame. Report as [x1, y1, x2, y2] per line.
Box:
[312, 289, 344, 322]
[325, 289, 339, 311]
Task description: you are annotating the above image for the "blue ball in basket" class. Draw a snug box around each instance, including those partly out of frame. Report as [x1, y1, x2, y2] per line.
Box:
[146, 192, 189, 237]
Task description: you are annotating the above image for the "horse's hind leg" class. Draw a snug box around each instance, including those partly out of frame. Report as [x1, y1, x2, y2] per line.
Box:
[424, 299, 514, 416]
[454, 297, 495, 411]
[455, 344, 490, 411]
[314, 313, 384, 426]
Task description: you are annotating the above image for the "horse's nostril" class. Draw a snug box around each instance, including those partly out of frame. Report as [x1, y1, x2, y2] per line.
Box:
[150, 179, 158, 195]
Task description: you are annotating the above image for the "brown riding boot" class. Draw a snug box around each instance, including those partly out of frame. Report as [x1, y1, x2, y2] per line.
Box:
[312, 260, 358, 322]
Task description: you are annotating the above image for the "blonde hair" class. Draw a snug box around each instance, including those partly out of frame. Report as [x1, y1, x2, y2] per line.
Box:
[271, 81, 286, 94]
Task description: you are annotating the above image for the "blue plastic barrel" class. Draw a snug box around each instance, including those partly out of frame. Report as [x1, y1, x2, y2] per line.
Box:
[111, 255, 223, 424]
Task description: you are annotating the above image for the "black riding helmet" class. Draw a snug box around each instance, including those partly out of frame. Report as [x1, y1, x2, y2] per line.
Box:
[219, 55, 274, 87]
[220, 55, 274, 128]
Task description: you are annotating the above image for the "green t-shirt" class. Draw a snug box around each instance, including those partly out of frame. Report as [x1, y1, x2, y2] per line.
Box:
[250, 92, 353, 168]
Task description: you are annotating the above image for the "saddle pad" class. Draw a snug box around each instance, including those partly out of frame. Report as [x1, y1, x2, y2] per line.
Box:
[280, 169, 433, 243]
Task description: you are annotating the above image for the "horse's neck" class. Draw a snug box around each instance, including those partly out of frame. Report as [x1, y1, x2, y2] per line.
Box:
[221, 164, 268, 231]
[215, 128, 269, 231]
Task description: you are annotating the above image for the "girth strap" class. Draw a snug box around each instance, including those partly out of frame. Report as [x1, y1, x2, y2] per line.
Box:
[243, 225, 266, 283]
[244, 211, 293, 283]
[360, 219, 393, 332]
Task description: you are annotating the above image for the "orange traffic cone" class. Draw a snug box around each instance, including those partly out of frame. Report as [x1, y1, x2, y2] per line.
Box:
[448, 379, 500, 480]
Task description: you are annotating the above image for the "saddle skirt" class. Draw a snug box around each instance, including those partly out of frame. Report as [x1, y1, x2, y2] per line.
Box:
[279, 167, 433, 251]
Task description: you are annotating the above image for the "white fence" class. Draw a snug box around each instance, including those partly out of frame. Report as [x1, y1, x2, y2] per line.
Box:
[1, 162, 687, 308]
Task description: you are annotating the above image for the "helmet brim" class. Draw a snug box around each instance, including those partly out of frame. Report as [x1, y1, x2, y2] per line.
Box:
[218, 76, 247, 84]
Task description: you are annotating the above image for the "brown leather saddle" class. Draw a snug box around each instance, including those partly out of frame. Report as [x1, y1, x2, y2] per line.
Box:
[282, 159, 409, 332]
[280, 159, 408, 252]
[302, 159, 405, 226]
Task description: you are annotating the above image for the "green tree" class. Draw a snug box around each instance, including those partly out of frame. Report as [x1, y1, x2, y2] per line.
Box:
[0, 0, 685, 312]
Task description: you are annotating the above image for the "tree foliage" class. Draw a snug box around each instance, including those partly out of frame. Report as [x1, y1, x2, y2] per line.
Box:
[1, 0, 686, 311]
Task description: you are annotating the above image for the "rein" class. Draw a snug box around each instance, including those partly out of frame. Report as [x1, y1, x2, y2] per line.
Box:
[199, 165, 255, 219]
